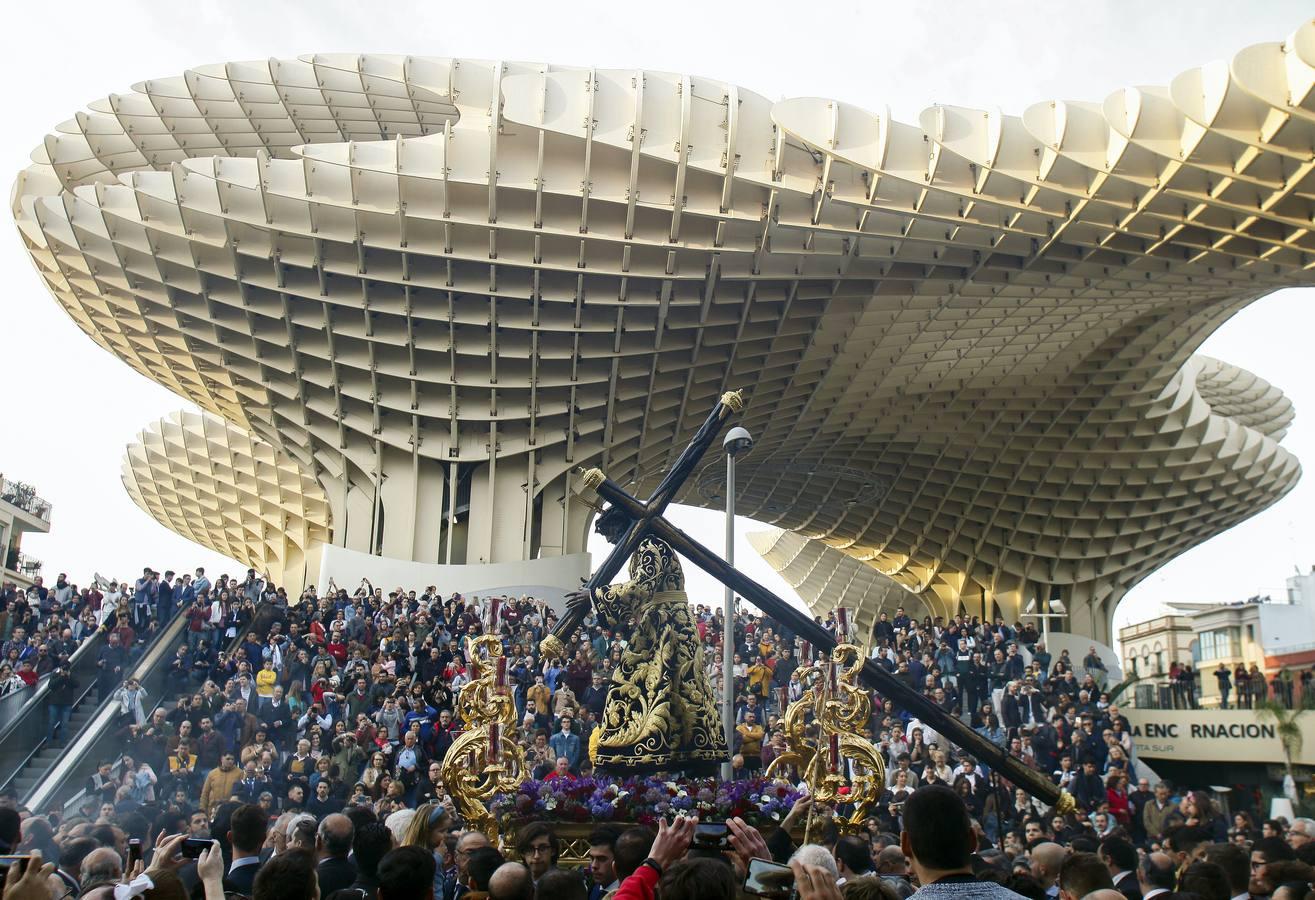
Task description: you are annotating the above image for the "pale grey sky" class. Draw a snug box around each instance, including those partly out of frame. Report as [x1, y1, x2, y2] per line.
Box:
[2, 0, 1310, 639]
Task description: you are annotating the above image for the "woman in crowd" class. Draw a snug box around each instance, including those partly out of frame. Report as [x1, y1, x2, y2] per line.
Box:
[976, 711, 1006, 746]
[361, 751, 389, 795]
[1105, 771, 1131, 828]
[927, 747, 954, 784]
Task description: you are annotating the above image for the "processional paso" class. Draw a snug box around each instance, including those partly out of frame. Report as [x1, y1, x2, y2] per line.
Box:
[765, 643, 887, 835]
[535, 389, 1072, 811]
[441, 633, 527, 838]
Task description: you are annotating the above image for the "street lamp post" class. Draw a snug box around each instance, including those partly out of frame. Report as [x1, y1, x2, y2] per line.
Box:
[721, 426, 753, 781]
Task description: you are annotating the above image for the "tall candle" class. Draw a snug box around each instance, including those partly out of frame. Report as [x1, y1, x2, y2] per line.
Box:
[837, 607, 849, 638]
[495, 656, 508, 694]
[777, 686, 788, 711]
[801, 640, 811, 663]
[487, 724, 501, 763]
[488, 597, 500, 631]
[829, 733, 840, 773]
[827, 660, 837, 695]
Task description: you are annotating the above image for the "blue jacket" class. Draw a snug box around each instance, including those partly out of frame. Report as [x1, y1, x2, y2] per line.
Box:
[549, 730, 582, 769]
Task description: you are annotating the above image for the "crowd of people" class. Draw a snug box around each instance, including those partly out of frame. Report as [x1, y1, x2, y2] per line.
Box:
[0, 566, 1312, 900]
[0, 569, 215, 739]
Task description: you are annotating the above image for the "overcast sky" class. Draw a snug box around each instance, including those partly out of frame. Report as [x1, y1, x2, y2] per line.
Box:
[2, 0, 1311, 643]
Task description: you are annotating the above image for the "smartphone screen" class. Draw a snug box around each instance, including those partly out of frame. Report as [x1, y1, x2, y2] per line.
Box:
[128, 840, 143, 867]
[0, 857, 30, 877]
[694, 822, 730, 847]
[181, 838, 211, 859]
[744, 857, 795, 898]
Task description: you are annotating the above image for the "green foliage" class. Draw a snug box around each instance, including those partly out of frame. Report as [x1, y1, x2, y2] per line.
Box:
[1105, 673, 1142, 704]
[1254, 694, 1315, 776]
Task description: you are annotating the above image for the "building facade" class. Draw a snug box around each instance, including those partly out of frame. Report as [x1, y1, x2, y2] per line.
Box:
[14, 26, 1314, 638]
[0, 474, 51, 590]
[1117, 615, 1194, 696]
[1116, 568, 1315, 708]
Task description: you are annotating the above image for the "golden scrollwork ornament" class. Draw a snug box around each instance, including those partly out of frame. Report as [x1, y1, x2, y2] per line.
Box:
[441, 634, 528, 840]
[765, 643, 886, 834]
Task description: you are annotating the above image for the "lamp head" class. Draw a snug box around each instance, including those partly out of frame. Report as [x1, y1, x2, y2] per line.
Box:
[723, 426, 754, 456]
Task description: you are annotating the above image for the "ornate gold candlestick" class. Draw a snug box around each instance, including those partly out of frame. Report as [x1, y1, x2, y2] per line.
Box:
[441, 634, 528, 839]
[765, 643, 886, 834]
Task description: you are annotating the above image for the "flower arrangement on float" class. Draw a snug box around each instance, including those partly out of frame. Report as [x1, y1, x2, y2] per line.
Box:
[490, 776, 804, 830]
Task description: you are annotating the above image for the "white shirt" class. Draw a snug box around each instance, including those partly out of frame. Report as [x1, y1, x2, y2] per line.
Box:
[1143, 890, 1170, 900]
[230, 856, 261, 871]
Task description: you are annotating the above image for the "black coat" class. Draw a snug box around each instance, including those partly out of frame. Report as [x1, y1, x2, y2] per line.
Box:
[224, 862, 261, 896]
[1113, 870, 1142, 900]
[317, 856, 359, 897]
[48, 670, 79, 705]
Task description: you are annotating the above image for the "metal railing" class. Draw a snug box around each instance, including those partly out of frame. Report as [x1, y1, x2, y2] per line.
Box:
[16, 552, 42, 579]
[0, 477, 52, 522]
[23, 614, 189, 813]
[28, 614, 259, 816]
[0, 629, 106, 793]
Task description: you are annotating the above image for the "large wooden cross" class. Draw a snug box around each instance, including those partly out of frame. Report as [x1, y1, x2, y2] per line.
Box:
[540, 390, 1065, 808]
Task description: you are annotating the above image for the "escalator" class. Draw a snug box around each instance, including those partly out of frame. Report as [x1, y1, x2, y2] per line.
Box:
[24, 613, 260, 816]
[0, 628, 107, 798]
[13, 613, 188, 813]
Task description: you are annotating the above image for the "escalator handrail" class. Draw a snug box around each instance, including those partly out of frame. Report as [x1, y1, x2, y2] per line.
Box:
[29, 614, 260, 815]
[23, 613, 190, 812]
[0, 625, 105, 747]
[0, 671, 103, 796]
[1, 607, 194, 796]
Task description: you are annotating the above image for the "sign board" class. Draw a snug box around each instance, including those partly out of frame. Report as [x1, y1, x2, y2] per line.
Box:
[1125, 709, 1315, 765]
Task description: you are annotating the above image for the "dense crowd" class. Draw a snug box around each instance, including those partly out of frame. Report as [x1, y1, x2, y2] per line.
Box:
[0, 569, 204, 741]
[0, 567, 1312, 900]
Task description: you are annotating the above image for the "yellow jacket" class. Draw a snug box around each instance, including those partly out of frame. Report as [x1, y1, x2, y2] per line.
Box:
[255, 668, 277, 698]
[747, 663, 773, 698]
[199, 765, 241, 813]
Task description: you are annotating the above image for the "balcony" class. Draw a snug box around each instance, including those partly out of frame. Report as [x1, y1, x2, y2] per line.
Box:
[0, 476, 52, 528]
[2, 548, 42, 589]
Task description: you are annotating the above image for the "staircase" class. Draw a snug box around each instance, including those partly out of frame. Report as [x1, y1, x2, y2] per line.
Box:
[7, 693, 102, 799]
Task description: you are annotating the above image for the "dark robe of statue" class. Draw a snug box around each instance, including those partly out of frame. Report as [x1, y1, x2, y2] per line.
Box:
[588, 535, 728, 775]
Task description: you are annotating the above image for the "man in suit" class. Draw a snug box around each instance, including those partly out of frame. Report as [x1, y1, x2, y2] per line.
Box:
[223, 803, 267, 896]
[1059, 853, 1115, 900]
[1036, 715, 1067, 768]
[263, 686, 293, 745]
[1073, 760, 1107, 812]
[1127, 778, 1155, 846]
[1032, 842, 1067, 899]
[586, 826, 623, 900]
[1201, 843, 1249, 900]
[316, 814, 358, 896]
[1100, 836, 1143, 900]
[1136, 852, 1177, 900]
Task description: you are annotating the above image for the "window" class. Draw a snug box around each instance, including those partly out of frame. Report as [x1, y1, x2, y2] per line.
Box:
[1198, 627, 1241, 661]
